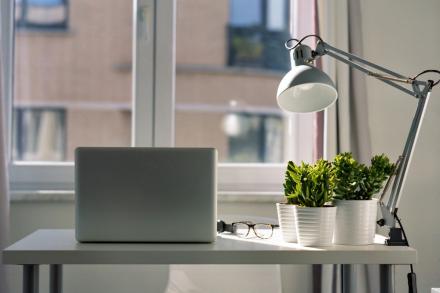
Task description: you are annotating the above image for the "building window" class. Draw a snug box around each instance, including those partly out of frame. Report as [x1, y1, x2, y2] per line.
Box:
[222, 113, 284, 163]
[15, 0, 69, 30]
[227, 0, 290, 71]
[12, 108, 66, 161]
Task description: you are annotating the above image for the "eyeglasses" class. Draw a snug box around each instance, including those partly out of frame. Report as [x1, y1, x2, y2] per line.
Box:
[232, 221, 279, 239]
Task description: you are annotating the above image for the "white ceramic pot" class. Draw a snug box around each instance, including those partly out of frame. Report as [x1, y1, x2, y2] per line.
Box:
[276, 203, 297, 242]
[295, 206, 336, 247]
[333, 199, 378, 245]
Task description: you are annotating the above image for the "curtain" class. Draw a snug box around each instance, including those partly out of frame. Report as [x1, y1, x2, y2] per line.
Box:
[0, 76, 9, 293]
[317, 0, 379, 292]
[318, 0, 372, 162]
[0, 41, 10, 293]
[279, 1, 327, 291]
[0, 0, 12, 292]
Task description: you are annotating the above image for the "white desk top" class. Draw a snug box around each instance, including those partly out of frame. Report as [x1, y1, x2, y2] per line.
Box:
[2, 229, 416, 265]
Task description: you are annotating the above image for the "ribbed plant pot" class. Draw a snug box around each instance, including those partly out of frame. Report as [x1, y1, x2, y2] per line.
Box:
[295, 206, 336, 247]
[333, 199, 378, 245]
[276, 203, 297, 242]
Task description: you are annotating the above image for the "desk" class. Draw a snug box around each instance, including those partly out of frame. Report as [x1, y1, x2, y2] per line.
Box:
[3, 229, 417, 293]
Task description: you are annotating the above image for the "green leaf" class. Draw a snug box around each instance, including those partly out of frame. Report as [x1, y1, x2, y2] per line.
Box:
[282, 159, 335, 207]
[332, 152, 396, 200]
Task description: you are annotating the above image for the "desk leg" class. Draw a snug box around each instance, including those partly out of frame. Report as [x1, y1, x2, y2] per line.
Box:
[379, 265, 394, 293]
[50, 264, 63, 293]
[23, 265, 39, 293]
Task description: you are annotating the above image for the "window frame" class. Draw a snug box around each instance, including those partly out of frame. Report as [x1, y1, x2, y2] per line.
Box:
[15, 0, 69, 31]
[3, 0, 294, 195]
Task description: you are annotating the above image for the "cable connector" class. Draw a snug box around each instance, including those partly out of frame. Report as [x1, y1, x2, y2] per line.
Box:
[408, 272, 417, 293]
[386, 227, 407, 246]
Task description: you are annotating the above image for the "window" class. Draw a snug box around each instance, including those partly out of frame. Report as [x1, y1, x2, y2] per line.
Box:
[228, 0, 290, 70]
[13, 0, 133, 163]
[6, 0, 136, 190]
[3, 0, 287, 193]
[12, 107, 66, 161]
[224, 113, 283, 163]
[175, 0, 290, 168]
[15, 0, 69, 30]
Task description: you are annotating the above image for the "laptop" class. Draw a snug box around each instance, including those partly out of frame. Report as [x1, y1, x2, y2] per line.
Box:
[75, 147, 217, 243]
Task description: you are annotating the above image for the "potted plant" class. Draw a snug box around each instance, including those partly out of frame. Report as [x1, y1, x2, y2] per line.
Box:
[282, 159, 336, 246]
[276, 162, 300, 242]
[333, 153, 395, 245]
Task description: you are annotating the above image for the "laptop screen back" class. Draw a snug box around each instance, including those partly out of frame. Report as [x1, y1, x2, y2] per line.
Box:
[75, 147, 217, 242]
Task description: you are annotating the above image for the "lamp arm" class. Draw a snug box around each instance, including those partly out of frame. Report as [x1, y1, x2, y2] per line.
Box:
[314, 40, 434, 227]
[383, 90, 431, 226]
[314, 41, 429, 99]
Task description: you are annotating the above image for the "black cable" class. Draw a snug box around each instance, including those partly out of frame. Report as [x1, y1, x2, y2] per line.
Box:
[394, 211, 418, 292]
[284, 34, 323, 50]
[284, 38, 300, 49]
[394, 211, 414, 274]
[411, 69, 440, 86]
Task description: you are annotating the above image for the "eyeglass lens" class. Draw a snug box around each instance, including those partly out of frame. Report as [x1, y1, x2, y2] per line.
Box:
[253, 223, 274, 239]
[233, 222, 250, 238]
[233, 223, 274, 239]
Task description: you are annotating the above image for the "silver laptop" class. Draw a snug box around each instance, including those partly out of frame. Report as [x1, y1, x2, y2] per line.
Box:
[75, 147, 217, 243]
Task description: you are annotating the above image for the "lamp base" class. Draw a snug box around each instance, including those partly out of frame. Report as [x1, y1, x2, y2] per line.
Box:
[386, 227, 407, 246]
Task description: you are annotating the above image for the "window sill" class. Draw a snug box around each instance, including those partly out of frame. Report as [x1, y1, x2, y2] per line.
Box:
[10, 190, 74, 202]
[15, 28, 75, 37]
[176, 64, 285, 78]
[10, 191, 283, 204]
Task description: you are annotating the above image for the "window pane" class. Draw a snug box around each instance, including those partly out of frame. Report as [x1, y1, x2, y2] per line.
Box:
[13, 108, 66, 161]
[175, 0, 290, 163]
[229, 0, 262, 27]
[267, 0, 287, 31]
[13, 0, 132, 161]
[16, 0, 68, 29]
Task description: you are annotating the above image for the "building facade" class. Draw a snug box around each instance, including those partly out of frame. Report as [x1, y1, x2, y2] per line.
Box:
[14, 0, 290, 162]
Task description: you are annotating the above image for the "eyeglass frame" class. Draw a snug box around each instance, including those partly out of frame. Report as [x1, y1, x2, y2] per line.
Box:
[231, 221, 279, 239]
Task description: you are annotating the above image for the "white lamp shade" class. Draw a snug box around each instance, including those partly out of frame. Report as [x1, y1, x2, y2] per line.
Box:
[277, 65, 338, 113]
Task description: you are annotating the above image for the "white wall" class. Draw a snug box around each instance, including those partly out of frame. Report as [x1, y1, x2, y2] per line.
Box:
[361, 0, 440, 292]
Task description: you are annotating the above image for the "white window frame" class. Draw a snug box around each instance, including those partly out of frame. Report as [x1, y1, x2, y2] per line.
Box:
[2, 0, 308, 195]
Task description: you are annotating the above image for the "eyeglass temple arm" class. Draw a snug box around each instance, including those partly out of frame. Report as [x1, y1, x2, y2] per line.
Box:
[313, 41, 433, 228]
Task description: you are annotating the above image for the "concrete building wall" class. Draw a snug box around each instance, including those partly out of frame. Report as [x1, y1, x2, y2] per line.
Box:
[15, 0, 132, 104]
[176, 0, 228, 66]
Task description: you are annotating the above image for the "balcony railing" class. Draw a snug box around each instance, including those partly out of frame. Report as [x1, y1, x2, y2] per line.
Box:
[227, 25, 290, 72]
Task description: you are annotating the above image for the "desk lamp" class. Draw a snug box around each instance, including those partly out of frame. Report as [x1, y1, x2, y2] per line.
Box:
[277, 35, 439, 246]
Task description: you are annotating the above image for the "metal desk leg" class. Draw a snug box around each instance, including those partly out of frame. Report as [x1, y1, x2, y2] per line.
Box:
[23, 265, 39, 293]
[379, 264, 394, 293]
[50, 264, 63, 293]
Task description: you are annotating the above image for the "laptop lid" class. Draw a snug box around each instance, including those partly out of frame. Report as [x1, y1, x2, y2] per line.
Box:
[75, 147, 217, 243]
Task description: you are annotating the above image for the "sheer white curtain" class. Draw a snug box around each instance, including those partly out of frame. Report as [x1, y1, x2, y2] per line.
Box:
[0, 88, 9, 293]
[279, 1, 322, 292]
[0, 36, 10, 293]
[319, 0, 372, 162]
[0, 0, 12, 292]
[284, 0, 319, 164]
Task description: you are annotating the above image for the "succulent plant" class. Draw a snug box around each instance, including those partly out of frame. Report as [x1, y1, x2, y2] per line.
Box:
[283, 159, 335, 207]
[333, 152, 396, 200]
